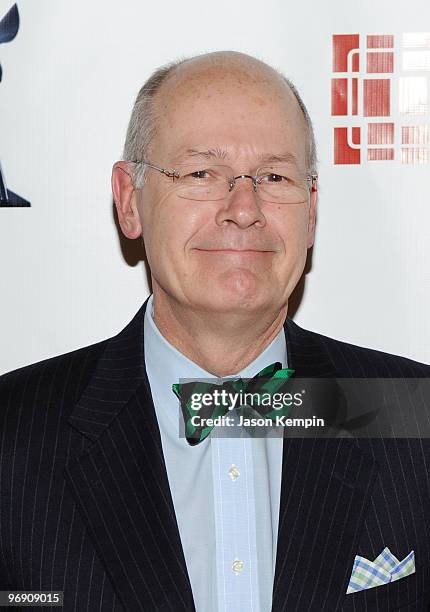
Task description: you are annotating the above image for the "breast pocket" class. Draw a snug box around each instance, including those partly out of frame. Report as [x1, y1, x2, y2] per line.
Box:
[340, 562, 430, 611]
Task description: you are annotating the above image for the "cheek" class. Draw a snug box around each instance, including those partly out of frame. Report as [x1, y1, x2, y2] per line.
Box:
[144, 196, 206, 263]
[275, 208, 310, 255]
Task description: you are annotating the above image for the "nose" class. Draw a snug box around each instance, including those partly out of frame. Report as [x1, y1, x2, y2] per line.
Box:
[230, 174, 257, 193]
[215, 174, 266, 229]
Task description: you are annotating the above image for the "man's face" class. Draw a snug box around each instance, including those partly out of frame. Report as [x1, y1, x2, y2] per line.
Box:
[133, 61, 316, 316]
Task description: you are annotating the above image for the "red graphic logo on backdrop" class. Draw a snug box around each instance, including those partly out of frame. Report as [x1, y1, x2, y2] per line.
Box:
[332, 33, 430, 165]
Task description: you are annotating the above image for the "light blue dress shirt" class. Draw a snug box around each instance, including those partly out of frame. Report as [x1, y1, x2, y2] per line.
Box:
[144, 294, 287, 612]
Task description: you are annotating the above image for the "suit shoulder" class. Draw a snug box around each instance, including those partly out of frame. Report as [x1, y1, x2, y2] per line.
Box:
[287, 318, 430, 377]
[0, 338, 108, 407]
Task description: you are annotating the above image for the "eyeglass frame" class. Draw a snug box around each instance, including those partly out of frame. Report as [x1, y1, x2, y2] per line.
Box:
[131, 159, 318, 196]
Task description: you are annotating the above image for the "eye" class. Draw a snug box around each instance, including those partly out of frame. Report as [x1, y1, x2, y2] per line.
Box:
[189, 169, 210, 179]
[264, 172, 288, 183]
[179, 166, 221, 185]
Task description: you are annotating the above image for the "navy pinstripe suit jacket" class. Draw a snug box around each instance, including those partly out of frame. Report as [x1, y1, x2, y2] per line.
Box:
[1, 296, 429, 611]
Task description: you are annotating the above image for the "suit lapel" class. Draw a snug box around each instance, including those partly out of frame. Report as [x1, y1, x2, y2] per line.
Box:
[270, 319, 378, 611]
[65, 297, 196, 612]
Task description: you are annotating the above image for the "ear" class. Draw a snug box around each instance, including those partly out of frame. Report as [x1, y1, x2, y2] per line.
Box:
[306, 180, 318, 249]
[111, 161, 142, 239]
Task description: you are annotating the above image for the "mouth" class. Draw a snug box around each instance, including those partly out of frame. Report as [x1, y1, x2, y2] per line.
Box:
[194, 248, 274, 253]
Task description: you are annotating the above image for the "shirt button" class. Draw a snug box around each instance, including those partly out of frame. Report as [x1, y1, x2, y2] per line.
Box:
[228, 464, 240, 481]
[232, 558, 244, 574]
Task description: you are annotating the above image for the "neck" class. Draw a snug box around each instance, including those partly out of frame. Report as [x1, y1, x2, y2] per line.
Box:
[150, 287, 288, 377]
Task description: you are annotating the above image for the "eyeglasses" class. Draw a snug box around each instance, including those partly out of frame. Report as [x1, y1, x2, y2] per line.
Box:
[132, 160, 318, 205]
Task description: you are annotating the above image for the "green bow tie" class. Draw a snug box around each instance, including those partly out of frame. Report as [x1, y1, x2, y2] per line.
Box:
[172, 362, 295, 446]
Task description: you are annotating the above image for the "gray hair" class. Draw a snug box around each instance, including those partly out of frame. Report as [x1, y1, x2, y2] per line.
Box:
[122, 54, 318, 188]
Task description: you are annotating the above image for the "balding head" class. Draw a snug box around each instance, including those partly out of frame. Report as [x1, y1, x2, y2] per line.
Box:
[123, 51, 317, 188]
[158, 50, 290, 94]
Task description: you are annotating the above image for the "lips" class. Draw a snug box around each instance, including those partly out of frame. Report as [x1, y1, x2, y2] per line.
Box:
[194, 248, 273, 252]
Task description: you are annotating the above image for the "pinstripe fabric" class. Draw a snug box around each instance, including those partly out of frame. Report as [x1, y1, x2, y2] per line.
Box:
[0, 296, 429, 611]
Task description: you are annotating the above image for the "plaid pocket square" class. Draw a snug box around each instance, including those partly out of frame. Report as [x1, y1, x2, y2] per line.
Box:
[346, 547, 415, 594]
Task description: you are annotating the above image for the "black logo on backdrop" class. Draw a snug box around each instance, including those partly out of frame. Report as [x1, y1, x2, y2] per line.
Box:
[0, 4, 30, 207]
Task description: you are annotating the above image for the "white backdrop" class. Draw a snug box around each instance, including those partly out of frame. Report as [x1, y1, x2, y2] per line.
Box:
[1, 0, 429, 373]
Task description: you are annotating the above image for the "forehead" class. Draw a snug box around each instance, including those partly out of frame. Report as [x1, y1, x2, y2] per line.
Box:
[150, 59, 308, 168]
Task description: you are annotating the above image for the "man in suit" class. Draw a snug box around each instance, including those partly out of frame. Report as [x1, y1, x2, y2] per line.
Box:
[0, 50, 429, 611]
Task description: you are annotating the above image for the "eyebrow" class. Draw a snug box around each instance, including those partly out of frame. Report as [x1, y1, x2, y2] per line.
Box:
[180, 148, 229, 160]
[177, 148, 300, 167]
[258, 152, 300, 166]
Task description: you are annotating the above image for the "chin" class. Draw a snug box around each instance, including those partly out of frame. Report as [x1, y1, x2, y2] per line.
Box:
[187, 268, 279, 313]
[197, 289, 272, 315]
